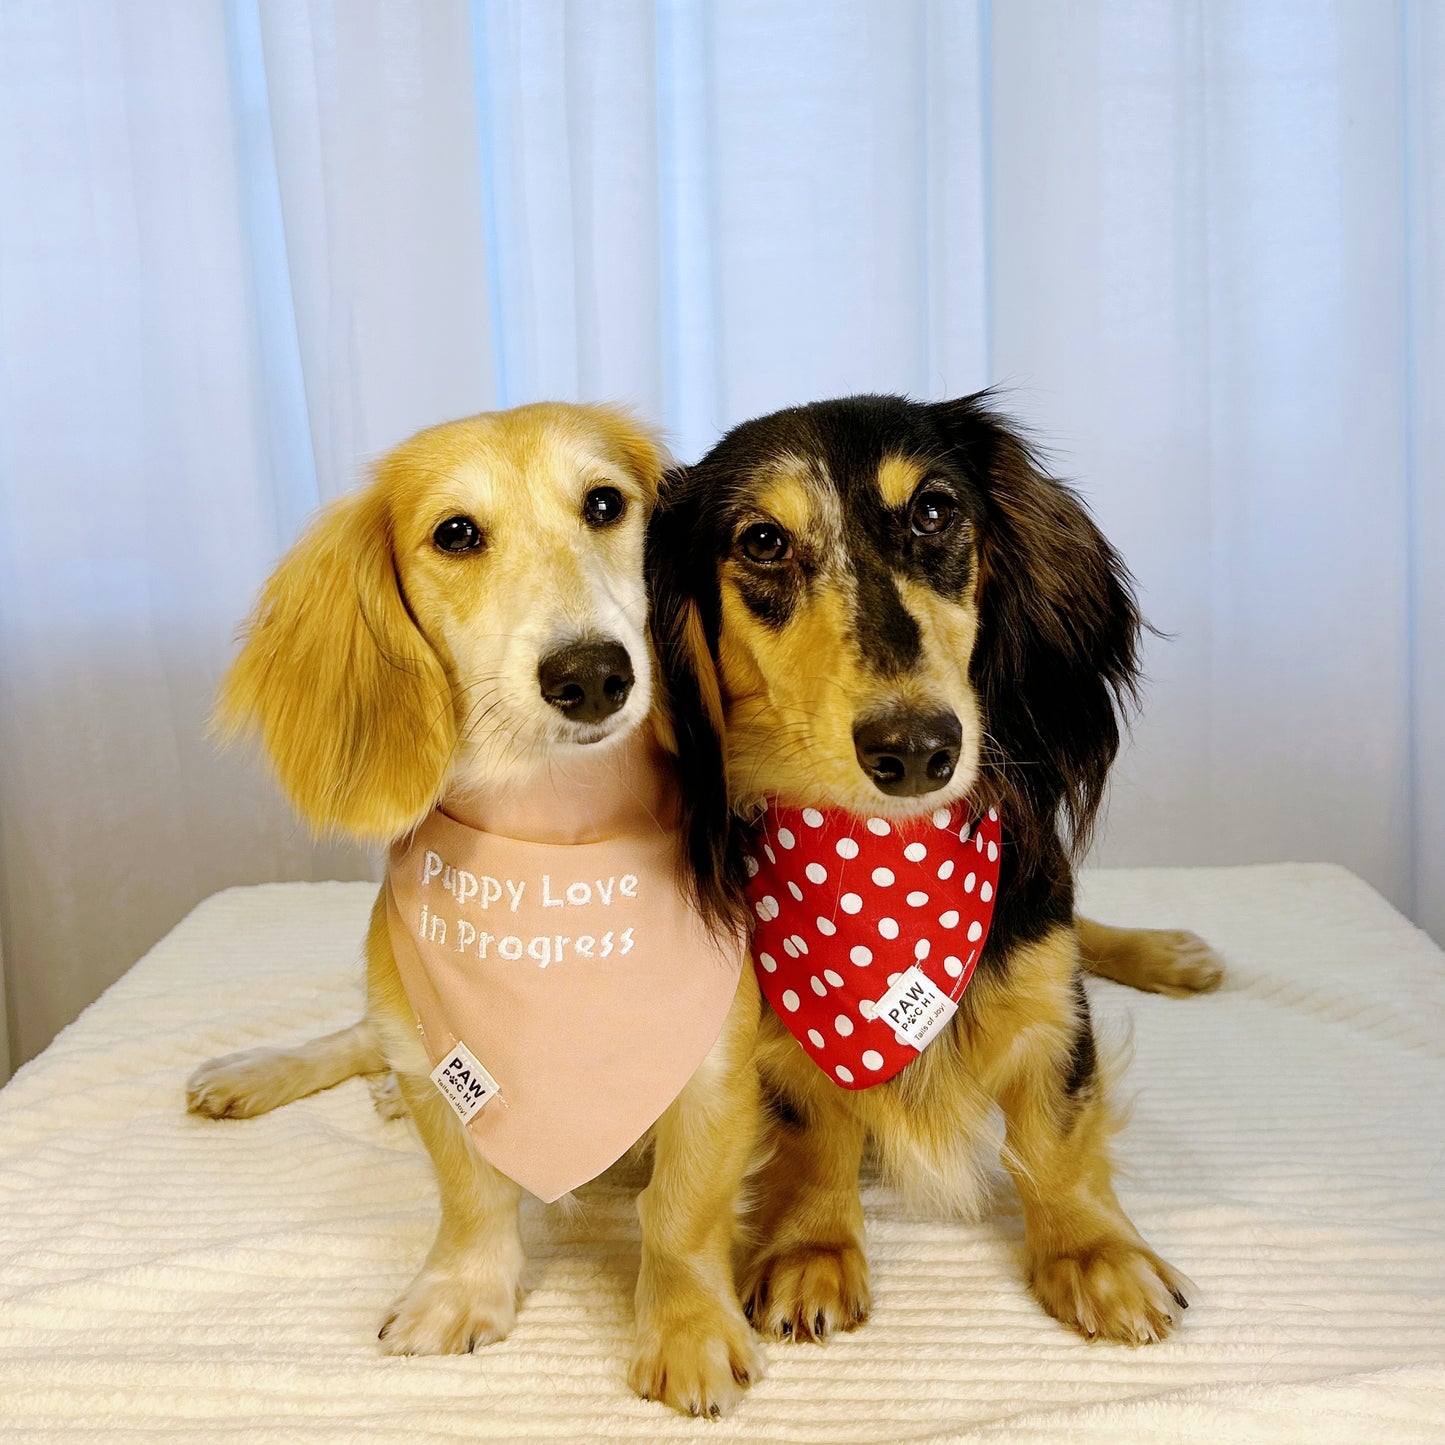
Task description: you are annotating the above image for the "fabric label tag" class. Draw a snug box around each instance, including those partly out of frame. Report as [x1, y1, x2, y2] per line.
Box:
[430, 1041, 500, 1124]
[875, 966, 958, 1051]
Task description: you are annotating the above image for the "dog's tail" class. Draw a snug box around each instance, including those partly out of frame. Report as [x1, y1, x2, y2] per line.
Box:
[1076, 917, 1225, 997]
[186, 1019, 388, 1120]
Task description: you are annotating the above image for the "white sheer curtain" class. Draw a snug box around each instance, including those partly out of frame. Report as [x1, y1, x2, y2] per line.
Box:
[0, 0, 1440, 1073]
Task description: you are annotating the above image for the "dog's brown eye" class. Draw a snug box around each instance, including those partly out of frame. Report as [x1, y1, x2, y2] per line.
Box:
[433, 516, 483, 553]
[910, 491, 955, 536]
[738, 523, 792, 563]
[583, 486, 627, 527]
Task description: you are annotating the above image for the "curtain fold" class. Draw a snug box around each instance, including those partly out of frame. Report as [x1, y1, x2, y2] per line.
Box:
[0, 0, 1439, 1070]
[1406, 0, 1445, 946]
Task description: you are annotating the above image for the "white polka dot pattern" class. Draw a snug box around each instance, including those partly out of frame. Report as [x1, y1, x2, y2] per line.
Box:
[744, 800, 1003, 1090]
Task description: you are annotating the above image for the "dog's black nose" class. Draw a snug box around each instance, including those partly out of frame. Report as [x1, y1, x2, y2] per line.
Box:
[538, 640, 634, 724]
[853, 710, 962, 797]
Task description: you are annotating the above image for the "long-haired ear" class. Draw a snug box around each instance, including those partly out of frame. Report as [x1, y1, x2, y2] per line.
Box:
[933, 396, 1142, 860]
[216, 489, 455, 840]
[646, 468, 749, 937]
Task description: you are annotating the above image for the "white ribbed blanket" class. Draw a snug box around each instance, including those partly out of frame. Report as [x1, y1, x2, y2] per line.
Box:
[0, 865, 1442, 1442]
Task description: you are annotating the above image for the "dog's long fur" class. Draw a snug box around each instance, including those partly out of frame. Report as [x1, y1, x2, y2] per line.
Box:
[190, 395, 1220, 1389]
[650, 392, 1219, 1346]
[189, 403, 763, 1416]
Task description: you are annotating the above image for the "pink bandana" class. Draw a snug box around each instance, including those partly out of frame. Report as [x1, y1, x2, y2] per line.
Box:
[743, 802, 1001, 1089]
[385, 737, 744, 1202]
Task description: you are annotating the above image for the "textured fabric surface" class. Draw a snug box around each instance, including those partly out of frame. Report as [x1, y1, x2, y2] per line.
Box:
[0, 865, 1442, 1442]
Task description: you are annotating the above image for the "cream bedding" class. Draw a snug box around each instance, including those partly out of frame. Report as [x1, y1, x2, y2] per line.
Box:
[1, 864, 1442, 1442]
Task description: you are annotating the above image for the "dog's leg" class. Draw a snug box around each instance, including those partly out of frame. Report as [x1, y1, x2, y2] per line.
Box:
[186, 1020, 385, 1119]
[629, 973, 764, 1418]
[985, 927, 1191, 1344]
[1076, 916, 1224, 997]
[737, 1026, 870, 1343]
[379, 1071, 525, 1355]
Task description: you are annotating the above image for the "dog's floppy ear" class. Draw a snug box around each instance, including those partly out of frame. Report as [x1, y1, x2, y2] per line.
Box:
[933, 395, 1142, 859]
[647, 467, 748, 936]
[217, 488, 455, 841]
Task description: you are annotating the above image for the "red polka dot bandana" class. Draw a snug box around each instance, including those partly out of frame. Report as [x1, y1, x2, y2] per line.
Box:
[743, 802, 1002, 1090]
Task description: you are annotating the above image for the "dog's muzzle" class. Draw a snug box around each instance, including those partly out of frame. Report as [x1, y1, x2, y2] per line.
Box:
[853, 709, 961, 797]
[538, 639, 634, 725]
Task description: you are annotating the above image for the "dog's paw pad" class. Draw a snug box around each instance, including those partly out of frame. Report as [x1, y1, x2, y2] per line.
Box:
[741, 1241, 871, 1342]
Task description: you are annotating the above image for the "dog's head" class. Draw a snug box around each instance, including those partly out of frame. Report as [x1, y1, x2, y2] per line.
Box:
[651, 393, 1141, 866]
[219, 402, 669, 842]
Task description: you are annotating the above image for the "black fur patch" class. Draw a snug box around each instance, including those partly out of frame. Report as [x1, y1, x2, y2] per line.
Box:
[763, 1080, 808, 1132]
[1062, 971, 1097, 1099]
[650, 391, 1143, 990]
[645, 478, 751, 937]
[735, 569, 801, 630]
[851, 550, 922, 673]
[974, 829, 1075, 987]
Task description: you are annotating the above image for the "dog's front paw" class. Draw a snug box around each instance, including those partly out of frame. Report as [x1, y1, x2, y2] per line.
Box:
[741, 1241, 871, 1341]
[1030, 1238, 1191, 1345]
[186, 1048, 291, 1119]
[629, 1302, 763, 1417]
[379, 1267, 519, 1355]
[1136, 930, 1225, 997]
[365, 1070, 408, 1121]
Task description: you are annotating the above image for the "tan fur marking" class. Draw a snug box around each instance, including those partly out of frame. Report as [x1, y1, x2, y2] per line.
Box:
[875, 453, 930, 509]
[717, 462, 984, 819]
[683, 602, 727, 737]
[750, 472, 816, 537]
